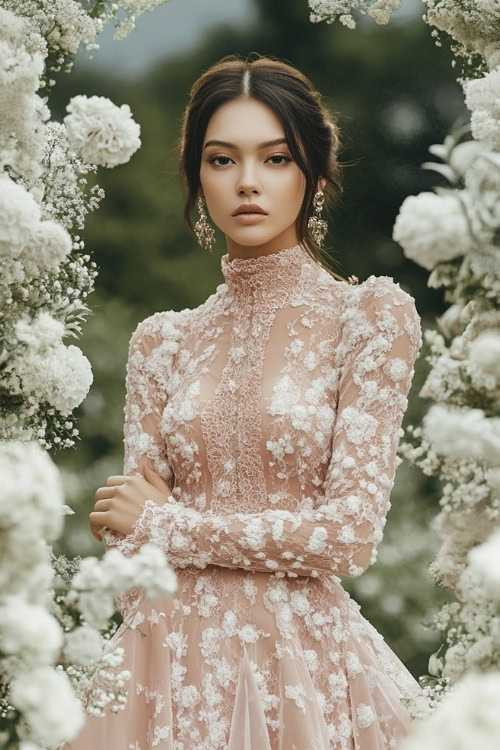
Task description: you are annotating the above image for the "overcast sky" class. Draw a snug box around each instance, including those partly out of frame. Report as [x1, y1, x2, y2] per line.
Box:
[74, 0, 423, 80]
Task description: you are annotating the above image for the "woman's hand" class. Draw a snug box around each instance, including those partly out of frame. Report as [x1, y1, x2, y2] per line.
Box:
[89, 463, 173, 541]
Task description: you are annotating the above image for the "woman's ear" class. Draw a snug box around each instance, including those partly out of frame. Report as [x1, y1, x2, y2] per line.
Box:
[318, 177, 326, 192]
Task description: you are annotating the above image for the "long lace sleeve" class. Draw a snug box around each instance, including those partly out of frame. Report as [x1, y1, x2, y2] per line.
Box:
[103, 311, 180, 549]
[117, 280, 422, 578]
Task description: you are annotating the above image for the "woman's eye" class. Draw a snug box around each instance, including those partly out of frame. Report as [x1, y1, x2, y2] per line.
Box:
[209, 156, 232, 166]
[267, 154, 292, 165]
[208, 154, 292, 167]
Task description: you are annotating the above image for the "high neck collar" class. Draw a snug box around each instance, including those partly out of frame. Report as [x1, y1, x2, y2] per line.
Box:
[221, 243, 311, 298]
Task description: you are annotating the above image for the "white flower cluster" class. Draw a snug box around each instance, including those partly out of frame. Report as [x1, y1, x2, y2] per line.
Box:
[423, 0, 500, 74]
[57, 544, 176, 719]
[64, 95, 141, 168]
[398, 290, 500, 705]
[308, 1, 500, 76]
[0, 0, 172, 79]
[392, 191, 476, 271]
[393, 138, 500, 281]
[464, 67, 500, 152]
[97, 0, 172, 42]
[308, 0, 402, 28]
[0, 0, 172, 746]
[0, 4, 140, 448]
[439, 562, 499, 681]
[0, 0, 102, 64]
[1, 309, 93, 442]
[423, 405, 500, 467]
[0, 9, 49, 182]
[0, 441, 64, 593]
[67, 543, 177, 631]
[66, 646, 132, 719]
[0, 441, 178, 740]
[468, 527, 500, 601]
[399, 671, 500, 750]
[305, 0, 500, 734]
[0, 441, 85, 747]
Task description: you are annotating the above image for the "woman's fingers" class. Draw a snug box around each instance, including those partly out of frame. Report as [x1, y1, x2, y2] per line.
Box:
[89, 478, 122, 542]
[93, 498, 112, 512]
[89, 470, 171, 539]
[95, 485, 116, 500]
[89, 510, 109, 525]
[90, 523, 104, 541]
[143, 463, 172, 494]
[105, 476, 126, 486]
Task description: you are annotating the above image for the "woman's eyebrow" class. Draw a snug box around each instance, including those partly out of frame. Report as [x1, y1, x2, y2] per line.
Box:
[203, 137, 288, 150]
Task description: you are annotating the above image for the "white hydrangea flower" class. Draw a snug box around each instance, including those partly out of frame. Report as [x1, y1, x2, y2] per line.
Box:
[0, 6, 25, 43]
[393, 191, 475, 270]
[62, 624, 103, 666]
[463, 151, 500, 235]
[0, 440, 64, 542]
[76, 591, 115, 632]
[9, 310, 93, 413]
[9, 667, 84, 747]
[64, 94, 141, 168]
[463, 66, 500, 151]
[485, 467, 500, 492]
[16, 342, 93, 413]
[483, 40, 500, 71]
[398, 671, 500, 750]
[15, 311, 65, 352]
[0, 174, 41, 256]
[0, 534, 54, 604]
[21, 219, 72, 269]
[469, 329, 500, 381]
[423, 404, 500, 466]
[0, 598, 63, 668]
[467, 528, 500, 601]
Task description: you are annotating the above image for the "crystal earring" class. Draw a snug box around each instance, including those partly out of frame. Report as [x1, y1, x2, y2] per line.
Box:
[194, 196, 216, 253]
[307, 190, 328, 248]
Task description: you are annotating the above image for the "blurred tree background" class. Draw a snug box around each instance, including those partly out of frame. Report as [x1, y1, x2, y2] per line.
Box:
[49, 0, 462, 679]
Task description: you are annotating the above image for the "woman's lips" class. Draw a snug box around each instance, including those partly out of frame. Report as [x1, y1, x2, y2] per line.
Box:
[233, 212, 267, 223]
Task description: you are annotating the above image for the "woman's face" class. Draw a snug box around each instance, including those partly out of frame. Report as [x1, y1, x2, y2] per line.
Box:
[200, 96, 324, 258]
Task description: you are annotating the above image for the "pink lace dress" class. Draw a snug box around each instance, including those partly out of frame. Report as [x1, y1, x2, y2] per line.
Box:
[65, 243, 427, 750]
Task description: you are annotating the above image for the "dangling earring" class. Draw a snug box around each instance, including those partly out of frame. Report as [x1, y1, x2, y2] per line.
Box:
[307, 190, 328, 248]
[194, 196, 216, 253]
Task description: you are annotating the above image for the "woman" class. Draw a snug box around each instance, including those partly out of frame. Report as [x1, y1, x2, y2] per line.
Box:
[67, 53, 427, 749]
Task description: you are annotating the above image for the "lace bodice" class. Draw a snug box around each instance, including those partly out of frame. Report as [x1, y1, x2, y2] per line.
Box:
[104, 243, 423, 581]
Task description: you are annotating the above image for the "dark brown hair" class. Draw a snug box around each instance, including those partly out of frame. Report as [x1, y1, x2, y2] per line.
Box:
[177, 52, 348, 283]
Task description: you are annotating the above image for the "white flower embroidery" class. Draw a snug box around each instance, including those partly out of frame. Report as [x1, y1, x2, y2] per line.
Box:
[238, 624, 259, 643]
[357, 702, 376, 728]
[180, 685, 201, 708]
[285, 683, 307, 711]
